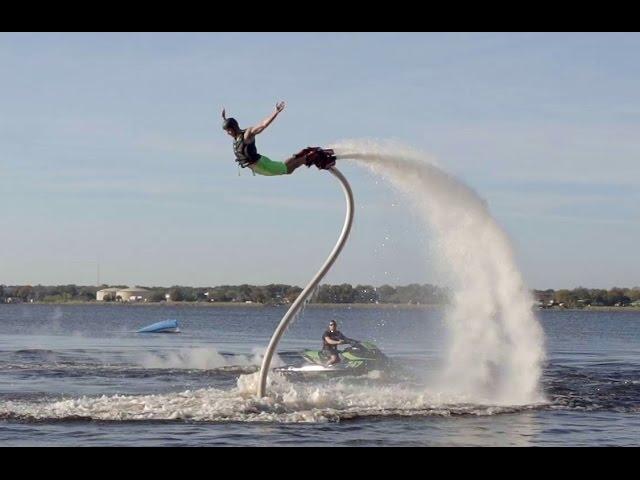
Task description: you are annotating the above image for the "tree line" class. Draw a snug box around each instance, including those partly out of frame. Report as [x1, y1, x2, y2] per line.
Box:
[534, 287, 640, 307]
[0, 283, 450, 305]
[3, 284, 639, 307]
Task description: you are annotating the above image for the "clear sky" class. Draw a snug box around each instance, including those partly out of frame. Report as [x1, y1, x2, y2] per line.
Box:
[1, 32, 639, 290]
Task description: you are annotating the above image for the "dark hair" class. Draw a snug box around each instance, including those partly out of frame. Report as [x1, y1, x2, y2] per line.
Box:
[222, 118, 239, 131]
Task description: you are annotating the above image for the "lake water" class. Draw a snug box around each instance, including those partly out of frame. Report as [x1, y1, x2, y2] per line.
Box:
[0, 304, 638, 446]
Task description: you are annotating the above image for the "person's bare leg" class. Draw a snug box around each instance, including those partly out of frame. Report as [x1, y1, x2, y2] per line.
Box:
[284, 154, 308, 174]
[326, 352, 339, 366]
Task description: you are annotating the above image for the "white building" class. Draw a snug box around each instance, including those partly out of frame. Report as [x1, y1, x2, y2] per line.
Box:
[97, 287, 151, 302]
[116, 287, 151, 302]
[96, 287, 119, 301]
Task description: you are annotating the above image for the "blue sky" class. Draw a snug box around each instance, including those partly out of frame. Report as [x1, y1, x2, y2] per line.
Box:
[1, 32, 639, 289]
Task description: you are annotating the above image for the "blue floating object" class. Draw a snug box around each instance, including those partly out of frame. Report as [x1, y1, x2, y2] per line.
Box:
[137, 319, 180, 333]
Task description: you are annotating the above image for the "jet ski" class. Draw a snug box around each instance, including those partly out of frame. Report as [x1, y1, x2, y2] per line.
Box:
[275, 340, 392, 375]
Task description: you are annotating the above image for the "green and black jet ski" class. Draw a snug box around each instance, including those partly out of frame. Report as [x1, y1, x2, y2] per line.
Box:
[275, 341, 392, 375]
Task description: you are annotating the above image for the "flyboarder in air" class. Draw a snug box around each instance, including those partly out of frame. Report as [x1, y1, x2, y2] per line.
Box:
[221, 101, 336, 175]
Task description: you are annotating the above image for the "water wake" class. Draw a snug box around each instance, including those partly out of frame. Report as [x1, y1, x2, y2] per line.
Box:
[0, 371, 540, 423]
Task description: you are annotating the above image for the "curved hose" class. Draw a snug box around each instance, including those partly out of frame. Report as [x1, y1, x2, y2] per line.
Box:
[257, 166, 354, 397]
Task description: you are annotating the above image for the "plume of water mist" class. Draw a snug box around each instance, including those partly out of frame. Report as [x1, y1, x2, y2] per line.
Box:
[139, 346, 283, 370]
[332, 139, 545, 405]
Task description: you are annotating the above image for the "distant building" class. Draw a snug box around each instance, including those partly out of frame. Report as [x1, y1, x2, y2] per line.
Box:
[97, 287, 151, 302]
[116, 287, 151, 302]
[96, 288, 119, 301]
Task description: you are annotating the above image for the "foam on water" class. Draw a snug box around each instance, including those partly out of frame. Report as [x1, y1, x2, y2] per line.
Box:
[0, 371, 542, 423]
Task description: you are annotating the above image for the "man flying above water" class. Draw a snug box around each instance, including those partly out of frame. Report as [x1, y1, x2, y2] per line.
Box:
[222, 101, 336, 175]
[223, 102, 343, 367]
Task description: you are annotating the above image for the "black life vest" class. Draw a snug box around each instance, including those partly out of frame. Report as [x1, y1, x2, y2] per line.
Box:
[233, 131, 260, 168]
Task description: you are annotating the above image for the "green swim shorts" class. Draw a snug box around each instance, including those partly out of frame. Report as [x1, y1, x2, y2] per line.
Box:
[251, 155, 288, 176]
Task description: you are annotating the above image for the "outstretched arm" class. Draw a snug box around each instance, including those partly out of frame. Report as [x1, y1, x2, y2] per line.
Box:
[245, 101, 285, 140]
[340, 333, 356, 344]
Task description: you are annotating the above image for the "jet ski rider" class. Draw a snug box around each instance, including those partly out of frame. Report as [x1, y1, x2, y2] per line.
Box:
[322, 320, 355, 366]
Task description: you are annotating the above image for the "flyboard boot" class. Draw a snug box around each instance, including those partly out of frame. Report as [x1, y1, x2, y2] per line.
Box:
[293, 147, 337, 170]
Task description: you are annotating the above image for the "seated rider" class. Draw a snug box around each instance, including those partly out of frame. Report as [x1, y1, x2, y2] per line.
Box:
[322, 319, 354, 366]
[221, 101, 336, 176]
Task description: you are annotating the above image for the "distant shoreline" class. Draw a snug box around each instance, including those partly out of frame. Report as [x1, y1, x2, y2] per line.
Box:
[5, 301, 444, 309]
[538, 306, 640, 312]
[4, 302, 640, 312]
